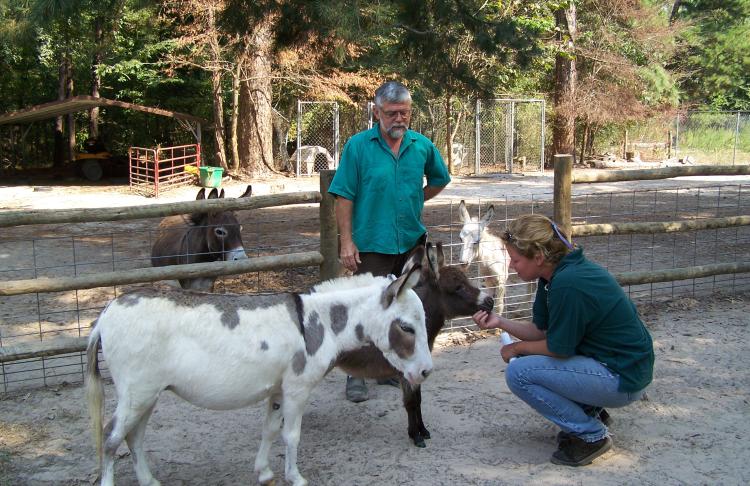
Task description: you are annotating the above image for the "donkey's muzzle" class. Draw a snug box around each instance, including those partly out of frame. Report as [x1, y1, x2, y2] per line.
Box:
[479, 296, 495, 312]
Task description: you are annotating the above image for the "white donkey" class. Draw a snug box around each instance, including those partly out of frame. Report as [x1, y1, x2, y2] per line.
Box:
[86, 254, 431, 486]
[457, 200, 510, 316]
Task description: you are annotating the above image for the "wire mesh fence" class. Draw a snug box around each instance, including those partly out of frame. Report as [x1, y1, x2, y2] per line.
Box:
[675, 111, 750, 166]
[297, 96, 546, 178]
[2, 180, 749, 393]
[292, 101, 340, 176]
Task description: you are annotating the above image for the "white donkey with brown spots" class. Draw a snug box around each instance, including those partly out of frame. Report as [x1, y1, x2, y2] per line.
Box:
[86, 250, 431, 486]
[457, 200, 510, 316]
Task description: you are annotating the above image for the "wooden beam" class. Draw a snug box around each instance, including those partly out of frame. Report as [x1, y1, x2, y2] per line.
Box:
[0, 337, 89, 363]
[553, 154, 573, 235]
[616, 262, 750, 286]
[572, 215, 750, 237]
[0, 251, 323, 296]
[572, 165, 750, 183]
[0, 191, 321, 228]
[318, 170, 341, 281]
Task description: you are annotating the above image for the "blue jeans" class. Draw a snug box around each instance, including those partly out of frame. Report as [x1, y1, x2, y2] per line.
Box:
[505, 355, 645, 443]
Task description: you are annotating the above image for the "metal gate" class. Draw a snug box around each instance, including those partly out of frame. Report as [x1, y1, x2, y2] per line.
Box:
[294, 101, 340, 177]
[475, 99, 545, 174]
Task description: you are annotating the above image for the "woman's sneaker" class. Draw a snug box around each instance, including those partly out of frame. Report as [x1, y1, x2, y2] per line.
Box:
[556, 408, 612, 444]
[551, 436, 612, 467]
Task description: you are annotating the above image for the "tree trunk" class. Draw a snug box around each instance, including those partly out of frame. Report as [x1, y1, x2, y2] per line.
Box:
[90, 16, 103, 139]
[445, 94, 454, 174]
[238, 19, 275, 177]
[66, 70, 75, 164]
[211, 68, 228, 170]
[54, 58, 67, 168]
[669, 0, 683, 24]
[230, 60, 241, 172]
[206, 5, 228, 171]
[552, 5, 577, 164]
[580, 120, 588, 164]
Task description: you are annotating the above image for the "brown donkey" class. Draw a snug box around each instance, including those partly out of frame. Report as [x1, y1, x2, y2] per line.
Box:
[333, 242, 495, 447]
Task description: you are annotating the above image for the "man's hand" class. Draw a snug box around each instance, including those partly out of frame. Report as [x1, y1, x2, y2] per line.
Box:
[339, 239, 361, 272]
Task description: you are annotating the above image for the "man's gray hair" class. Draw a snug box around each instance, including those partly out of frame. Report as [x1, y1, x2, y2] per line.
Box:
[374, 81, 412, 107]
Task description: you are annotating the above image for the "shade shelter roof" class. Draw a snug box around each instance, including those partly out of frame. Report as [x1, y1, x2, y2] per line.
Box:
[0, 95, 207, 126]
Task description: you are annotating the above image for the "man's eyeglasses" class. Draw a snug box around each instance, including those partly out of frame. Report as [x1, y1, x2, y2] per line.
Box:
[381, 109, 411, 119]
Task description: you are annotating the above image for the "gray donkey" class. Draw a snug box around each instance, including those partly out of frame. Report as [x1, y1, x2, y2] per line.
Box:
[151, 185, 251, 291]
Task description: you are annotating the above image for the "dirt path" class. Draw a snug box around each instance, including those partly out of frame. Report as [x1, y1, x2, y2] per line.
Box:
[1, 293, 748, 486]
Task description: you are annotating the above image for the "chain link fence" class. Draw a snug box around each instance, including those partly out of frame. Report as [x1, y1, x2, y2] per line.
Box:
[475, 99, 546, 174]
[675, 111, 750, 166]
[291, 101, 340, 177]
[342, 97, 546, 176]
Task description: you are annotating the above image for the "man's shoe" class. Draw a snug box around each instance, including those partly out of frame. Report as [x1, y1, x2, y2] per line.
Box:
[551, 436, 612, 467]
[345, 376, 369, 403]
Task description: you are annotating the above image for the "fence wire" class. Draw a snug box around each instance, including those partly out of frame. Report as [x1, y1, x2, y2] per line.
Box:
[675, 111, 750, 166]
[2, 184, 749, 393]
[301, 97, 546, 178]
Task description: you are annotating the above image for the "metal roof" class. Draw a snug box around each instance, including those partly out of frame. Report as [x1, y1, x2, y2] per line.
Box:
[0, 95, 207, 125]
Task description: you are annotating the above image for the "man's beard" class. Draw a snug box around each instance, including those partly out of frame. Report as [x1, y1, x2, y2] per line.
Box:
[387, 125, 407, 139]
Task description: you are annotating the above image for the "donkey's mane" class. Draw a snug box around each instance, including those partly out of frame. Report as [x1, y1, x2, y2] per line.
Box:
[311, 273, 388, 294]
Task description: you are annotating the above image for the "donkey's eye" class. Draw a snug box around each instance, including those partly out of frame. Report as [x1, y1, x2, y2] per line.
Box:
[399, 323, 415, 334]
[214, 227, 228, 238]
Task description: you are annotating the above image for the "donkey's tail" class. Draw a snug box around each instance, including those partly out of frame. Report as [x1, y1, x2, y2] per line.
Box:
[85, 322, 104, 470]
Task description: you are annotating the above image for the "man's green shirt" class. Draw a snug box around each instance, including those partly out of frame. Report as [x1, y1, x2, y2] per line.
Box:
[533, 248, 655, 392]
[328, 124, 450, 254]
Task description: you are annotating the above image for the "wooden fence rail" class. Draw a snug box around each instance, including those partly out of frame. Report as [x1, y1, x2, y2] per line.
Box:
[0, 252, 324, 296]
[0, 191, 321, 228]
[553, 155, 750, 287]
[572, 216, 750, 237]
[571, 164, 750, 184]
[0, 175, 341, 369]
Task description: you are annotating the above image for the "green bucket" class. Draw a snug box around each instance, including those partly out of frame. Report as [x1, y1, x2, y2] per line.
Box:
[199, 166, 224, 188]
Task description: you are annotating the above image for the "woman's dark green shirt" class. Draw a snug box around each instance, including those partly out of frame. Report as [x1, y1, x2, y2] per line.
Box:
[533, 248, 655, 392]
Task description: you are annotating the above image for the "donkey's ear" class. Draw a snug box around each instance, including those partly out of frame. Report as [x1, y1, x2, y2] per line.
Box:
[426, 242, 440, 278]
[401, 245, 425, 276]
[207, 188, 220, 199]
[382, 263, 422, 308]
[196, 188, 206, 200]
[458, 200, 471, 222]
[435, 241, 445, 268]
[219, 189, 225, 199]
[480, 205, 495, 226]
[239, 185, 252, 198]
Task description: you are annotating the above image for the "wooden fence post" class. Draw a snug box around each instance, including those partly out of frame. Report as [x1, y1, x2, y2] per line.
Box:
[319, 170, 341, 281]
[553, 153, 573, 237]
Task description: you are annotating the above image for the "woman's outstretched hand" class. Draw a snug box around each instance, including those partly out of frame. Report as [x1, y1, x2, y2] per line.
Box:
[472, 310, 501, 330]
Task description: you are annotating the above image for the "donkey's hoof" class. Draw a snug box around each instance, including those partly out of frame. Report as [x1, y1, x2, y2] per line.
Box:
[258, 469, 274, 485]
[413, 436, 427, 448]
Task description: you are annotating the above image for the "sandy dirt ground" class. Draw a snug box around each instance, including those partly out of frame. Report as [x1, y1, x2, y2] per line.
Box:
[1, 171, 750, 485]
[0, 293, 748, 486]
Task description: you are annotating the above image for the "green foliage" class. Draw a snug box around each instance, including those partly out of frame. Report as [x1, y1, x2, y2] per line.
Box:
[639, 65, 680, 107]
[674, 0, 750, 110]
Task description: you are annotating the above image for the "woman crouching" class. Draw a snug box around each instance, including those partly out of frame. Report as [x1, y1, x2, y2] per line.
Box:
[472, 214, 654, 467]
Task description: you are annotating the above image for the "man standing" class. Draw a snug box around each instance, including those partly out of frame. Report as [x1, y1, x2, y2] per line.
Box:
[328, 80, 451, 402]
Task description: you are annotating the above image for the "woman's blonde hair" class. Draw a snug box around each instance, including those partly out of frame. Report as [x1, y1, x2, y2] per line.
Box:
[501, 214, 573, 264]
